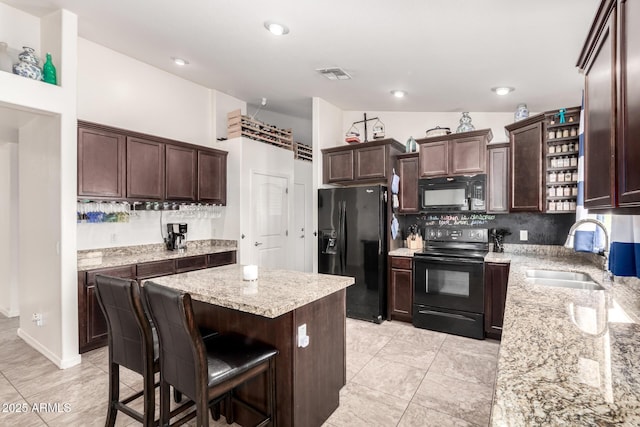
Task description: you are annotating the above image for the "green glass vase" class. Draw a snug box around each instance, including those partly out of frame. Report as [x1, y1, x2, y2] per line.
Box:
[42, 52, 56, 85]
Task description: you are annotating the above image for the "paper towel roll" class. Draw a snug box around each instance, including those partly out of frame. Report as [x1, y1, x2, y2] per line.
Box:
[243, 264, 258, 281]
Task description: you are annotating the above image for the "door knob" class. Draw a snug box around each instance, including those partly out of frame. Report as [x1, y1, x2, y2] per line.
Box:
[300, 235, 305, 238]
[254, 242, 263, 246]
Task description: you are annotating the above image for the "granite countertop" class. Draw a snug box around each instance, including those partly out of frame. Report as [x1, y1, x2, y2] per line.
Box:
[491, 252, 640, 426]
[150, 264, 354, 318]
[77, 239, 237, 271]
[388, 248, 421, 257]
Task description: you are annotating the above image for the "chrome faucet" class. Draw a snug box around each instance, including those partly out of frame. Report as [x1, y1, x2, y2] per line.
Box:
[564, 218, 610, 271]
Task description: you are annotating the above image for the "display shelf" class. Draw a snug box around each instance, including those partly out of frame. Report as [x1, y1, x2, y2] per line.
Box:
[293, 142, 312, 161]
[547, 135, 579, 143]
[547, 150, 579, 157]
[226, 109, 293, 151]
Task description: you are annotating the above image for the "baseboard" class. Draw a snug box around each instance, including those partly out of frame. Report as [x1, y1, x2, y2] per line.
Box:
[17, 328, 81, 369]
[0, 306, 19, 318]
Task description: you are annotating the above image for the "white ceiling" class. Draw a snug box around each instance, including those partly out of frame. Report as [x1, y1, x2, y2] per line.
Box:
[3, 0, 600, 119]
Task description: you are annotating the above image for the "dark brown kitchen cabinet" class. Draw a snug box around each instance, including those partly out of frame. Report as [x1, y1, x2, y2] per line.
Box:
[321, 139, 405, 185]
[79, 264, 136, 353]
[484, 262, 510, 340]
[136, 259, 175, 280]
[165, 144, 197, 201]
[577, 0, 640, 210]
[486, 143, 510, 214]
[175, 255, 208, 273]
[397, 153, 419, 213]
[388, 256, 413, 322]
[416, 129, 493, 178]
[126, 137, 165, 200]
[198, 149, 228, 205]
[77, 125, 125, 199]
[208, 250, 237, 267]
[505, 115, 544, 212]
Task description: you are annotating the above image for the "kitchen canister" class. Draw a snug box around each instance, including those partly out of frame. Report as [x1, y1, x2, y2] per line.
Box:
[13, 46, 42, 80]
[515, 103, 529, 122]
[549, 144, 556, 154]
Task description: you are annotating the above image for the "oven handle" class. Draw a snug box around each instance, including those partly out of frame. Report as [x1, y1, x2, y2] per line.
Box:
[417, 309, 476, 322]
[414, 256, 484, 265]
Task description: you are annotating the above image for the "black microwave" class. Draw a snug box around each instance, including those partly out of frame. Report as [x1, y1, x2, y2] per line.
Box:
[418, 175, 486, 212]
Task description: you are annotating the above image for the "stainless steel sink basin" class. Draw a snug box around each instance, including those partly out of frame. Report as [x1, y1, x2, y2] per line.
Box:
[525, 269, 604, 291]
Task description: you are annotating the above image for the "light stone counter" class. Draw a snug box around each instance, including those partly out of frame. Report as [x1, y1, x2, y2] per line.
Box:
[388, 248, 421, 257]
[150, 264, 355, 318]
[491, 252, 640, 426]
[77, 239, 237, 271]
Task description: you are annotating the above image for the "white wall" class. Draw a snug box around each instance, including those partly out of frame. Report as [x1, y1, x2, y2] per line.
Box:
[294, 159, 313, 272]
[0, 2, 40, 59]
[0, 142, 19, 317]
[214, 90, 246, 141]
[342, 111, 516, 146]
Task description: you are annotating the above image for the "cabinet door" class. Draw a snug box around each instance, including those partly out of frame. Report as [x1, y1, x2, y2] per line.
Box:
[617, 0, 640, 207]
[388, 257, 413, 322]
[175, 255, 208, 273]
[584, 10, 617, 209]
[419, 141, 448, 177]
[77, 126, 125, 198]
[450, 136, 486, 175]
[398, 155, 419, 213]
[510, 121, 543, 212]
[487, 145, 509, 213]
[354, 145, 387, 181]
[198, 149, 228, 204]
[166, 144, 196, 201]
[80, 265, 136, 353]
[323, 150, 354, 183]
[127, 137, 165, 200]
[208, 251, 237, 267]
[484, 262, 510, 340]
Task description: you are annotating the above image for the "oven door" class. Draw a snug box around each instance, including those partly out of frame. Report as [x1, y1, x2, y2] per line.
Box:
[413, 255, 484, 313]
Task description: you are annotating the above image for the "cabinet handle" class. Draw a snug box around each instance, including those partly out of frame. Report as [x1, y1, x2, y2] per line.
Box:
[254, 242, 263, 247]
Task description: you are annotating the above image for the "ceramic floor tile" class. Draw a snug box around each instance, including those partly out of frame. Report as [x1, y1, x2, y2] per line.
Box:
[429, 346, 498, 387]
[393, 325, 448, 348]
[346, 328, 393, 356]
[398, 402, 477, 427]
[323, 382, 409, 427]
[346, 318, 401, 338]
[376, 337, 441, 370]
[351, 357, 427, 401]
[441, 334, 501, 359]
[345, 348, 374, 381]
[413, 371, 493, 426]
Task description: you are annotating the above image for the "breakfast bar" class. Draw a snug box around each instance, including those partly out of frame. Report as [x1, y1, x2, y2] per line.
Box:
[151, 264, 354, 427]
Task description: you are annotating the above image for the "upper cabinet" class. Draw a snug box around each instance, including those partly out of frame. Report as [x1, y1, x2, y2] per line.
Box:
[126, 137, 165, 200]
[416, 129, 493, 178]
[77, 121, 227, 205]
[321, 139, 405, 185]
[198, 149, 228, 205]
[397, 153, 420, 213]
[577, 0, 640, 210]
[165, 144, 197, 201]
[505, 115, 544, 212]
[486, 143, 510, 214]
[77, 125, 126, 199]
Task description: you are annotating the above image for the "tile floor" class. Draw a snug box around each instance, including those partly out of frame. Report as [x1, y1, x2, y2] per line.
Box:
[0, 314, 500, 426]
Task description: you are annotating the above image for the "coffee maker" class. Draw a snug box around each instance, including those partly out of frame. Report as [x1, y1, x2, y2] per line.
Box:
[166, 223, 188, 251]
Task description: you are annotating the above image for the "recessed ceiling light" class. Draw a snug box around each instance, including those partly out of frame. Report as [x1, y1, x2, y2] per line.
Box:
[391, 90, 407, 98]
[264, 21, 290, 36]
[172, 57, 189, 66]
[492, 87, 514, 96]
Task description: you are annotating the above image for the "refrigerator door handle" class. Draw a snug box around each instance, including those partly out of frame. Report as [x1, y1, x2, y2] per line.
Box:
[342, 202, 348, 272]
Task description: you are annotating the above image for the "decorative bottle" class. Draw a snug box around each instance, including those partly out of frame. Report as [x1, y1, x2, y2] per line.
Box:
[514, 103, 529, 122]
[0, 42, 12, 73]
[456, 112, 475, 133]
[42, 53, 57, 85]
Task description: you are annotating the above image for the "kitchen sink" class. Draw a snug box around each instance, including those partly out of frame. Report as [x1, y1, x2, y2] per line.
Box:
[525, 269, 604, 291]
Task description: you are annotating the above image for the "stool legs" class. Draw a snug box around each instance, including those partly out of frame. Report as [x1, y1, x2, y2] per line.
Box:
[106, 361, 119, 427]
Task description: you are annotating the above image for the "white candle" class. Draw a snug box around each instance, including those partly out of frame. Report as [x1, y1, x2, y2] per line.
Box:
[243, 264, 258, 281]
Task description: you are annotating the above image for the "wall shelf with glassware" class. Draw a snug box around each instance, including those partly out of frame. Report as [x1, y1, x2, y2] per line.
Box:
[543, 106, 580, 213]
[226, 108, 293, 151]
[293, 142, 313, 161]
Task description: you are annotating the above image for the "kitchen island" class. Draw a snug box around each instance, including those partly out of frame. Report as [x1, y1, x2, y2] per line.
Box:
[487, 252, 640, 426]
[151, 264, 354, 427]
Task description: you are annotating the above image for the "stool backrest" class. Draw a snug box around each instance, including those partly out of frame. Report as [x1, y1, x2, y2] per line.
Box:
[142, 281, 207, 400]
[95, 275, 155, 375]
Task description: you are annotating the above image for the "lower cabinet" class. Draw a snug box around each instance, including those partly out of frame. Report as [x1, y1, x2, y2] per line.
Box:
[484, 262, 510, 340]
[388, 256, 413, 322]
[79, 265, 136, 353]
[78, 250, 237, 353]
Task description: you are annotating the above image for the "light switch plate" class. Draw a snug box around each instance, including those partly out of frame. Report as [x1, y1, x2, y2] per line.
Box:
[520, 230, 528, 241]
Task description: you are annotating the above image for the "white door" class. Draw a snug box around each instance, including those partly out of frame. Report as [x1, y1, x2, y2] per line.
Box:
[292, 183, 306, 271]
[252, 172, 289, 268]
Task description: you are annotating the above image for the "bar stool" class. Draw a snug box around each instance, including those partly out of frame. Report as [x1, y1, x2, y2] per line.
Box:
[95, 275, 219, 426]
[143, 281, 278, 427]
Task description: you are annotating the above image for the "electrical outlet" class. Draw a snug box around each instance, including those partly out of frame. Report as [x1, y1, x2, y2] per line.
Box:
[32, 313, 43, 326]
[520, 230, 528, 241]
[110, 233, 117, 243]
[297, 323, 309, 348]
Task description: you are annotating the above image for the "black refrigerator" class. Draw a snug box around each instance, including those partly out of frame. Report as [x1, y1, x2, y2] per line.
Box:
[318, 185, 387, 323]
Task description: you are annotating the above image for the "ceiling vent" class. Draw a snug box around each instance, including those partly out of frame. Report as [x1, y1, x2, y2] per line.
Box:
[316, 67, 352, 80]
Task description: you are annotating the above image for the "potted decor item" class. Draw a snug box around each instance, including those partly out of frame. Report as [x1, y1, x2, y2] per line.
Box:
[456, 112, 475, 133]
[13, 46, 42, 80]
[514, 103, 529, 122]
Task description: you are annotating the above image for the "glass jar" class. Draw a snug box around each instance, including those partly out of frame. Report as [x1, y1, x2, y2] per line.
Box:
[572, 185, 579, 196]
[556, 186, 564, 197]
[548, 144, 556, 154]
[568, 142, 575, 152]
[557, 171, 565, 182]
[562, 129, 570, 138]
[565, 172, 573, 182]
[563, 200, 571, 211]
[548, 200, 556, 211]
[548, 187, 556, 197]
[550, 158, 557, 168]
[570, 127, 578, 137]
[563, 186, 571, 196]
[570, 156, 578, 167]
[563, 157, 570, 167]
[549, 172, 557, 182]
[570, 200, 577, 210]
[548, 131, 556, 140]
[572, 171, 579, 181]
[561, 143, 569, 152]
